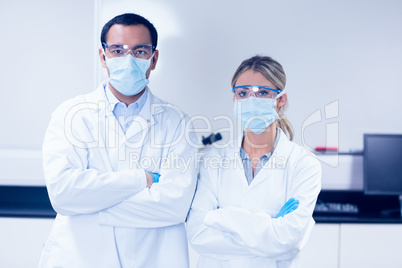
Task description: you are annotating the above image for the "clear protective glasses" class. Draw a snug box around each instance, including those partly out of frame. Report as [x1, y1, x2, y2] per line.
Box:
[232, 85, 281, 100]
[102, 42, 155, 59]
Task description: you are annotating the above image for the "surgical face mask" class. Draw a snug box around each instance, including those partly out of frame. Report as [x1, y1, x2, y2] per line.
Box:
[233, 94, 283, 134]
[105, 53, 153, 96]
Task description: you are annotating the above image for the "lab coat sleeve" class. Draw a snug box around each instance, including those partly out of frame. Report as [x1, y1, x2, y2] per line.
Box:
[98, 116, 198, 228]
[186, 155, 256, 261]
[203, 154, 321, 260]
[43, 103, 147, 216]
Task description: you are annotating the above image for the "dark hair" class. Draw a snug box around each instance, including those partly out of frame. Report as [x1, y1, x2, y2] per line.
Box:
[100, 13, 158, 50]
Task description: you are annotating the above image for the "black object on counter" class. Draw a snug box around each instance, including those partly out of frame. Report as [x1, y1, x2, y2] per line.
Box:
[202, 132, 222, 145]
[0, 186, 56, 218]
[313, 190, 402, 223]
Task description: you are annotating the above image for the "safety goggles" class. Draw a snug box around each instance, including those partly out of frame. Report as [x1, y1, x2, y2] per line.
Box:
[232, 85, 284, 100]
[102, 43, 155, 59]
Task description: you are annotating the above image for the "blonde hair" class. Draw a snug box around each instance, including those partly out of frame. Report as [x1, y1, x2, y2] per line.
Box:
[231, 55, 294, 140]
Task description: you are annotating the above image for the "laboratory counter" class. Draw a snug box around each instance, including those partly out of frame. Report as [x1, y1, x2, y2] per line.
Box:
[1, 186, 401, 223]
[0, 186, 56, 218]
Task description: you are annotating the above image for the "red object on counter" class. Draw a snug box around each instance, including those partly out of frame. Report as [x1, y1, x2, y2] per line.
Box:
[315, 147, 338, 151]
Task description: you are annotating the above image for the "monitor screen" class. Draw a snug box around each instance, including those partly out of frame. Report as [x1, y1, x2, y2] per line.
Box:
[364, 134, 402, 195]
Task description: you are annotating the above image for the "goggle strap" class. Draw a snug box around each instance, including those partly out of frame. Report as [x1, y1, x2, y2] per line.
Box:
[276, 89, 285, 99]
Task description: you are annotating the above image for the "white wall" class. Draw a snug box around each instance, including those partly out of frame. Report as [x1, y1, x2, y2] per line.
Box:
[98, 0, 402, 152]
[0, 0, 96, 185]
[0, 0, 96, 150]
[0, 1, 401, 266]
[1, 1, 401, 181]
[0, 218, 54, 268]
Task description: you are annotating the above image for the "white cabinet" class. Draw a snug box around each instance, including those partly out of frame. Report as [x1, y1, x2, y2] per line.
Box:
[188, 242, 200, 268]
[0, 218, 54, 268]
[302, 223, 402, 268]
[301, 224, 340, 268]
[340, 224, 402, 268]
[2, 219, 402, 268]
[188, 224, 341, 268]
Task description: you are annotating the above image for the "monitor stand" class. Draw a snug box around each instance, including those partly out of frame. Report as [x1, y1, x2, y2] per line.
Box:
[400, 195, 402, 218]
[380, 195, 402, 218]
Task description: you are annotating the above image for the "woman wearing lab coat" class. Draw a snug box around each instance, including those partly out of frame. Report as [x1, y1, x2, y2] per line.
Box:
[186, 55, 321, 268]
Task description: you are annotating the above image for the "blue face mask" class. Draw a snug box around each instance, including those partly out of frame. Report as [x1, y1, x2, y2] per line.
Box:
[233, 97, 279, 134]
[105, 54, 153, 96]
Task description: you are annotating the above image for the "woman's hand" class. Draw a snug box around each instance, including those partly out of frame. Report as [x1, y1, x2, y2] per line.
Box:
[275, 198, 299, 218]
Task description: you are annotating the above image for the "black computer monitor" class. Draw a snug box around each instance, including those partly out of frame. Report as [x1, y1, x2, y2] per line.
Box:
[364, 134, 402, 195]
[364, 134, 402, 217]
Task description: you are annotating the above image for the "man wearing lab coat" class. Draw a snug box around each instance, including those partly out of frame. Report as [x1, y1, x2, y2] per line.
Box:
[39, 13, 198, 268]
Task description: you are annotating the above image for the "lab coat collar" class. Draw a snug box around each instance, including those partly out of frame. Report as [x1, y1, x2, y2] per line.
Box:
[224, 128, 293, 189]
[87, 82, 165, 139]
[104, 83, 120, 111]
[104, 83, 149, 113]
[88, 82, 164, 113]
[124, 88, 156, 140]
[225, 128, 288, 160]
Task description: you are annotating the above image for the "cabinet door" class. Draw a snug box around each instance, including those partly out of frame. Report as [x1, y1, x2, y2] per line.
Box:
[300, 224, 340, 268]
[0, 218, 54, 268]
[340, 224, 402, 268]
[188, 242, 200, 268]
[189, 224, 340, 268]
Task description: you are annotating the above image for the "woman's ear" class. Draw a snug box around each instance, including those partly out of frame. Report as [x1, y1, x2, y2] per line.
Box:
[276, 93, 287, 109]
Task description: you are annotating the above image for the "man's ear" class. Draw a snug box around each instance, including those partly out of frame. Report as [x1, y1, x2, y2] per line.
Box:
[99, 48, 107, 68]
[150, 50, 159, 70]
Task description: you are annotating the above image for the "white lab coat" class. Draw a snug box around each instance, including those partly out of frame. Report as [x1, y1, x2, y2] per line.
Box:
[186, 129, 321, 268]
[39, 83, 198, 268]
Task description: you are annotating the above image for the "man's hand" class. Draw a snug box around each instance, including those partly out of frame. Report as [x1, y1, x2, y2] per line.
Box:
[145, 171, 161, 187]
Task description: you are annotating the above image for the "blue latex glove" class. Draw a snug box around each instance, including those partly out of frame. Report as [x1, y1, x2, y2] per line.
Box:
[275, 197, 299, 218]
[147, 171, 161, 183]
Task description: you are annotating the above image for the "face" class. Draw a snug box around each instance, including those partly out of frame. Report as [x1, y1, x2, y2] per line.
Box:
[234, 69, 287, 109]
[98, 24, 159, 79]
